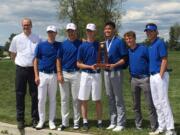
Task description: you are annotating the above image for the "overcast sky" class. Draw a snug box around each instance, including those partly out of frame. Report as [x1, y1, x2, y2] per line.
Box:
[0, 0, 180, 45]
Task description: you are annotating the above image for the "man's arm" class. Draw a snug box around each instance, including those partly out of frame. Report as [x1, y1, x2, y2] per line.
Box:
[160, 56, 168, 78]
[33, 58, 40, 85]
[10, 52, 16, 62]
[109, 56, 128, 70]
[56, 58, 64, 84]
[77, 61, 96, 70]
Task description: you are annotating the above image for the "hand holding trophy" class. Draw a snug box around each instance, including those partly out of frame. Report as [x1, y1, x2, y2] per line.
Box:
[95, 41, 110, 69]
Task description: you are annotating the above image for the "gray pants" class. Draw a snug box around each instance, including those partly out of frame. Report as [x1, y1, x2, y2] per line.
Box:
[131, 77, 158, 129]
[104, 70, 126, 126]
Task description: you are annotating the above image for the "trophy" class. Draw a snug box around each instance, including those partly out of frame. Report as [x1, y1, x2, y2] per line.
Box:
[95, 41, 109, 69]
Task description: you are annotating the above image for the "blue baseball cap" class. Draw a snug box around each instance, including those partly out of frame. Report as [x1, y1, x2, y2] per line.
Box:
[144, 23, 157, 32]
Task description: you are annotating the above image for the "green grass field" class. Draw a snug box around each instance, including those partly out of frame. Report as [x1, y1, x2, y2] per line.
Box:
[0, 51, 179, 135]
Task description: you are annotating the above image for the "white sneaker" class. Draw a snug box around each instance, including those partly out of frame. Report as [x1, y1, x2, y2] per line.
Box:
[106, 124, 116, 130]
[57, 125, 68, 131]
[112, 126, 124, 132]
[149, 129, 164, 135]
[165, 130, 176, 135]
[36, 122, 44, 130]
[73, 124, 80, 130]
[49, 121, 56, 130]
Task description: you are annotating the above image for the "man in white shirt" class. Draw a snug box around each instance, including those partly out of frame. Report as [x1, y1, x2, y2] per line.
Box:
[9, 17, 41, 129]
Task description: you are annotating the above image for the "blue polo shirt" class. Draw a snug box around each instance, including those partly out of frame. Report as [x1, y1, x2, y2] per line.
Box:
[107, 36, 128, 70]
[77, 41, 99, 73]
[128, 44, 149, 76]
[149, 37, 167, 73]
[34, 40, 60, 73]
[57, 39, 82, 71]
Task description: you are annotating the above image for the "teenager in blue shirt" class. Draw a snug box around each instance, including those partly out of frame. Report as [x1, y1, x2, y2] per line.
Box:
[34, 25, 60, 130]
[77, 23, 102, 131]
[124, 31, 157, 131]
[145, 23, 176, 135]
[104, 21, 128, 132]
[56, 23, 81, 130]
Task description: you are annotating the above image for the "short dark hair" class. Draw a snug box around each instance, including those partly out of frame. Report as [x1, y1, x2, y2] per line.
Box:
[104, 21, 116, 29]
[124, 31, 136, 39]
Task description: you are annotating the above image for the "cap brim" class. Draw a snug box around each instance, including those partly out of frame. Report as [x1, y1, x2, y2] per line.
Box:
[66, 28, 76, 30]
[86, 29, 95, 31]
[47, 30, 56, 32]
[144, 29, 148, 32]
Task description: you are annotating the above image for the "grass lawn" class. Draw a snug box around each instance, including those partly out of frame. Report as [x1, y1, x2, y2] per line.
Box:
[0, 51, 179, 135]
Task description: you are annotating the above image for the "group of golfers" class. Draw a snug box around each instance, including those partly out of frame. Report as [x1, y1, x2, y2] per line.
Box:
[8, 17, 176, 135]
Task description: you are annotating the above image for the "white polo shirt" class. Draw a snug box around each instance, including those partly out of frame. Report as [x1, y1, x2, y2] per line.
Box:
[9, 32, 41, 67]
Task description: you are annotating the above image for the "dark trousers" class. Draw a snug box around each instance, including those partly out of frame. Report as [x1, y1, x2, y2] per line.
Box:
[15, 65, 39, 122]
[131, 77, 158, 130]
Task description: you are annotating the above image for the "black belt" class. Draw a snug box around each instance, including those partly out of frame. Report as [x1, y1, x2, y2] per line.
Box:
[16, 65, 33, 70]
[63, 69, 79, 73]
[150, 69, 173, 75]
[131, 74, 149, 79]
[83, 70, 100, 74]
[150, 72, 159, 75]
[40, 70, 56, 74]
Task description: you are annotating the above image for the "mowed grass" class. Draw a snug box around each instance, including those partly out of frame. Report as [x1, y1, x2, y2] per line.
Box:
[0, 51, 179, 135]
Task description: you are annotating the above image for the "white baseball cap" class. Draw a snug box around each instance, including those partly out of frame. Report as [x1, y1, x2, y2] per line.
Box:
[86, 23, 96, 31]
[66, 23, 77, 30]
[46, 25, 57, 32]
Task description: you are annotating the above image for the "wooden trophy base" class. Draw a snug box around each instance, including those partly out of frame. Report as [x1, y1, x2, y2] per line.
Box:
[96, 41, 109, 69]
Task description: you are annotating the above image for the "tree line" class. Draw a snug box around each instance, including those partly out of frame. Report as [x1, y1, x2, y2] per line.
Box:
[168, 23, 180, 51]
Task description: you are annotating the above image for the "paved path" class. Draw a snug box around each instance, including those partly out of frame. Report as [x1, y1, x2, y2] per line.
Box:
[0, 122, 91, 135]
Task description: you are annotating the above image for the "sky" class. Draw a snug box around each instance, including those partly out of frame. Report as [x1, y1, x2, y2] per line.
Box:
[0, 0, 180, 45]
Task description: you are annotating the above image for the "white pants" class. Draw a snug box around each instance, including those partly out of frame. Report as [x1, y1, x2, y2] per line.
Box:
[59, 71, 80, 126]
[150, 72, 174, 130]
[38, 72, 57, 123]
[78, 72, 102, 101]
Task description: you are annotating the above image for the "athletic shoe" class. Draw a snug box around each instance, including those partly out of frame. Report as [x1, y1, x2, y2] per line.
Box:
[32, 119, 38, 128]
[112, 126, 124, 132]
[36, 122, 44, 130]
[97, 123, 103, 129]
[106, 124, 116, 130]
[57, 125, 68, 131]
[49, 121, 56, 130]
[165, 130, 176, 135]
[73, 124, 80, 130]
[149, 129, 164, 135]
[136, 126, 143, 130]
[83, 123, 89, 131]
